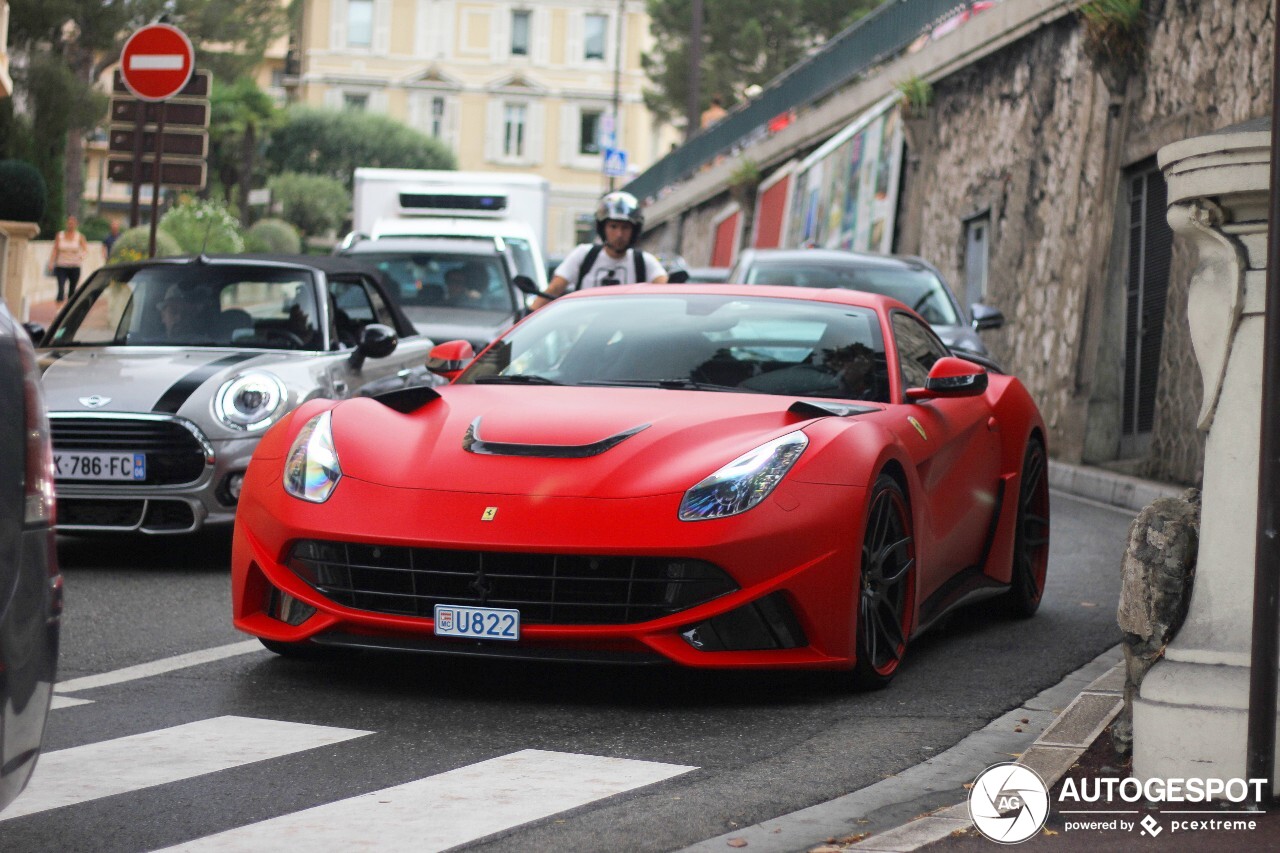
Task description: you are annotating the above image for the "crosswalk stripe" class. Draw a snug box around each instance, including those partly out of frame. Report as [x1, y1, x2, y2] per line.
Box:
[55, 640, 264, 694]
[1, 716, 371, 821]
[50, 695, 93, 710]
[158, 748, 696, 851]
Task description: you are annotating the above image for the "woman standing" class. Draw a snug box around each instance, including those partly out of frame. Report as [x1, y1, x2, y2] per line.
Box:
[46, 215, 90, 302]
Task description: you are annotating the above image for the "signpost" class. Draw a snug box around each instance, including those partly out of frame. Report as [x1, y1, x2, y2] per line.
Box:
[110, 23, 209, 256]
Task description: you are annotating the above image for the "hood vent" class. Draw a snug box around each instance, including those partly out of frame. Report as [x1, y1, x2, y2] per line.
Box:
[463, 417, 649, 458]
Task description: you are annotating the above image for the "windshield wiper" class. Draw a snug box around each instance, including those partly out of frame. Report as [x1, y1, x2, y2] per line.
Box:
[474, 373, 564, 385]
[583, 378, 759, 393]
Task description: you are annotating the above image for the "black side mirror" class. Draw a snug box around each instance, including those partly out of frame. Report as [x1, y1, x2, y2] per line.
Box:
[971, 303, 1005, 331]
[22, 322, 46, 344]
[512, 275, 540, 296]
[348, 323, 398, 370]
[666, 270, 690, 284]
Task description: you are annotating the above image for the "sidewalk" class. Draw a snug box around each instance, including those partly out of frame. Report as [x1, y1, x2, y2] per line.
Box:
[682, 462, 1189, 853]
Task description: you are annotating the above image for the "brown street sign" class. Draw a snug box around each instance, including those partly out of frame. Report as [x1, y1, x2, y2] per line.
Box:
[113, 68, 210, 99]
[108, 126, 209, 158]
[110, 98, 209, 129]
[107, 157, 207, 189]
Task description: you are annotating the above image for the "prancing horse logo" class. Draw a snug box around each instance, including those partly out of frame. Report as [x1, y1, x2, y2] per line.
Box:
[79, 395, 111, 408]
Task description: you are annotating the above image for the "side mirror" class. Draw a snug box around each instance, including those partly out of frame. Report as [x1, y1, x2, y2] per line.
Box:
[427, 339, 476, 381]
[905, 356, 989, 401]
[971, 303, 1005, 331]
[348, 323, 398, 370]
[666, 270, 690, 283]
[22, 322, 46, 344]
[512, 275, 559, 303]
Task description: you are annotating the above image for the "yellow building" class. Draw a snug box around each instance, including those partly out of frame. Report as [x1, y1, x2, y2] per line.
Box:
[291, 0, 678, 255]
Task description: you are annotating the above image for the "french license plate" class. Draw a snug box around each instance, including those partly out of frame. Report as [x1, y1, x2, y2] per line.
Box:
[54, 451, 147, 481]
[434, 604, 520, 641]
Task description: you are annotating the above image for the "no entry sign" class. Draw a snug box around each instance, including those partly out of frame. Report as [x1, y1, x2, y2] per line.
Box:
[120, 24, 195, 101]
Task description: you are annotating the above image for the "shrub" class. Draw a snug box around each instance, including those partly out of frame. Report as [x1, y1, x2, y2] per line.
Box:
[159, 197, 246, 254]
[0, 159, 47, 223]
[108, 226, 183, 263]
[245, 217, 302, 253]
[80, 215, 111, 242]
[268, 172, 350, 238]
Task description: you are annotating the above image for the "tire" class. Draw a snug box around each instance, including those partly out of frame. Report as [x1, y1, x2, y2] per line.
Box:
[852, 474, 916, 690]
[1004, 437, 1050, 618]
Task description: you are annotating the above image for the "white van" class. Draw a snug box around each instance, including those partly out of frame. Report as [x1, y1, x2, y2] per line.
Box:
[369, 217, 547, 289]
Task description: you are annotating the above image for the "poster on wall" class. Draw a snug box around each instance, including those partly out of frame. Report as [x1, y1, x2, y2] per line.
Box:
[785, 95, 903, 254]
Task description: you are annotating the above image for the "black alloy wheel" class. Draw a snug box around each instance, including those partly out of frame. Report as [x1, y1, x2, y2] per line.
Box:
[853, 474, 915, 689]
[1005, 437, 1050, 617]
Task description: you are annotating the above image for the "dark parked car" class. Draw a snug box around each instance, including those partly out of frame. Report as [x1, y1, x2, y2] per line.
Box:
[0, 301, 60, 812]
[343, 237, 531, 352]
[727, 248, 1004, 356]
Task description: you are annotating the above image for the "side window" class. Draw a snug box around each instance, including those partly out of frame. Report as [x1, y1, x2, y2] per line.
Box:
[892, 311, 949, 392]
[361, 276, 397, 327]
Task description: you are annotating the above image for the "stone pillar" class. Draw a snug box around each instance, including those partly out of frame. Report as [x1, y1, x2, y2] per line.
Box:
[0, 219, 41, 320]
[1133, 119, 1272, 785]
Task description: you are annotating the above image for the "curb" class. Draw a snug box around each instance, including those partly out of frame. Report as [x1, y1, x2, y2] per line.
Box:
[1047, 461, 1184, 514]
[846, 660, 1125, 852]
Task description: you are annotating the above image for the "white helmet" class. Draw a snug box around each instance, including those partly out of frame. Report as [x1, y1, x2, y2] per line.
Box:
[595, 191, 643, 247]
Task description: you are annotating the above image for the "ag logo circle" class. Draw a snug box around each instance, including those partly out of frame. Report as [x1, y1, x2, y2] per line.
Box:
[967, 762, 1050, 844]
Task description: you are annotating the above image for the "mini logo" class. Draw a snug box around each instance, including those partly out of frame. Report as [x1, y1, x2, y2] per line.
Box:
[1140, 815, 1163, 837]
[968, 763, 1050, 844]
[481, 507, 497, 521]
[908, 416, 927, 440]
[79, 395, 111, 408]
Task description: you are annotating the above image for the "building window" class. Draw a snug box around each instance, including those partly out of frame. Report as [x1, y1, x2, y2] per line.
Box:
[584, 14, 607, 61]
[503, 103, 527, 158]
[348, 0, 373, 48]
[963, 212, 990, 307]
[579, 110, 602, 155]
[512, 10, 531, 56]
[429, 97, 446, 138]
[344, 92, 369, 111]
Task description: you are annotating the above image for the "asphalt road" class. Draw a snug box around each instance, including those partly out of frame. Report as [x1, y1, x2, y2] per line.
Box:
[0, 490, 1133, 852]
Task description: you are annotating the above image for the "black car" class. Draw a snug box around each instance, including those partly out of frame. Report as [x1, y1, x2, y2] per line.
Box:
[343, 237, 531, 352]
[727, 248, 1004, 356]
[0, 301, 60, 811]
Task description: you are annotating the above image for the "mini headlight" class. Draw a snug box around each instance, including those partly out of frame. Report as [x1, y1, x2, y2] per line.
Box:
[678, 431, 808, 521]
[215, 372, 287, 431]
[283, 411, 342, 503]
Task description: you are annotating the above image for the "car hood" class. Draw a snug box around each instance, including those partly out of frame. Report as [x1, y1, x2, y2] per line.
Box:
[331, 385, 839, 499]
[38, 347, 302, 416]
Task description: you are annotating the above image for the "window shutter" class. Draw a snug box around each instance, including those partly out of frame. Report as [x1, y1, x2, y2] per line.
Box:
[566, 14, 582, 67]
[373, 0, 391, 53]
[528, 101, 545, 165]
[532, 9, 551, 64]
[414, 0, 430, 56]
[485, 99, 503, 162]
[492, 9, 511, 62]
[331, 0, 346, 49]
[370, 88, 388, 114]
[323, 87, 343, 109]
[559, 104, 576, 165]
[444, 96, 460, 151]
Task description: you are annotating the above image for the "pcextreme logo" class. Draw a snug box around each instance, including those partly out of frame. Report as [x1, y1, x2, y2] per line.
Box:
[967, 762, 1050, 844]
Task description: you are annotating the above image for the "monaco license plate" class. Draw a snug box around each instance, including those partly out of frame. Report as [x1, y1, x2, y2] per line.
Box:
[54, 451, 147, 481]
[434, 604, 520, 641]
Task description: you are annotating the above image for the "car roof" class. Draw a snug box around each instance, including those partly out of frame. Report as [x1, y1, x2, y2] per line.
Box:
[345, 237, 504, 256]
[101, 253, 389, 277]
[371, 217, 537, 240]
[738, 248, 930, 271]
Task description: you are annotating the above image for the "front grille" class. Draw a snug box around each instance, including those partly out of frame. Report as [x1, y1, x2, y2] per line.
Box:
[51, 417, 208, 485]
[288, 540, 738, 625]
[142, 501, 196, 530]
[59, 498, 145, 528]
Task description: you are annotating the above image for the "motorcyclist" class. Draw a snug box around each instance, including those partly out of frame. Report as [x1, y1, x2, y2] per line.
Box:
[533, 191, 668, 309]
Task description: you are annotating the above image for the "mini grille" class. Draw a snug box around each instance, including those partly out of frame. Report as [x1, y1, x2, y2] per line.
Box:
[51, 418, 207, 485]
[287, 540, 738, 625]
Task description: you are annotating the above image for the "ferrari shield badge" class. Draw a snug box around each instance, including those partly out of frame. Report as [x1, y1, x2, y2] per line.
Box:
[482, 507, 498, 521]
[908, 416, 927, 441]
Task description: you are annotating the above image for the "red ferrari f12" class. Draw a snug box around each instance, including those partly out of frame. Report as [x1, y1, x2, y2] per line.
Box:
[232, 285, 1048, 687]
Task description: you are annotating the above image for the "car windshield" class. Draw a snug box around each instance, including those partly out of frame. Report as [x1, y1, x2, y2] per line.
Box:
[457, 293, 892, 402]
[356, 252, 516, 312]
[47, 264, 323, 349]
[744, 261, 961, 326]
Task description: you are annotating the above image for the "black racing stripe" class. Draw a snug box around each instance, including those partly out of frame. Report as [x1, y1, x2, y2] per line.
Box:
[152, 353, 259, 413]
[39, 350, 73, 377]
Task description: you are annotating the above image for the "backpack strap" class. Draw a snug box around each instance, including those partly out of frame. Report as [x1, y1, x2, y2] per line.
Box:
[634, 250, 647, 283]
[575, 244, 604, 291]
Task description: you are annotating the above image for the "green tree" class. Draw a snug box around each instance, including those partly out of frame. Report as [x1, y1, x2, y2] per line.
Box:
[642, 0, 882, 123]
[4, 0, 289, 224]
[159, 196, 246, 253]
[209, 77, 281, 225]
[267, 172, 351, 239]
[265, 107, 456, 191]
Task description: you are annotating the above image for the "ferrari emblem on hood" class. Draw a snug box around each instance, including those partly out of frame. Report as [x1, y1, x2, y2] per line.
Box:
[908, 416, 927, 441]
[79, 395, 112, 408]
[482, 507, 497, 521]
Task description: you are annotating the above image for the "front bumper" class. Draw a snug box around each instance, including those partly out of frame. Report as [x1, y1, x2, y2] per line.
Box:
[232, 464, 868, 669]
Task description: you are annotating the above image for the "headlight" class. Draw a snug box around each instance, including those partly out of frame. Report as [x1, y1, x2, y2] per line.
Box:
[679, 431, 808, 521]
[215, 372, 287, 431]
[283, 411, 342, 503]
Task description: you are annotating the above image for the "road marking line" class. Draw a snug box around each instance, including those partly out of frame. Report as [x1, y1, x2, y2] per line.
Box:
[55, 639, 264, 694]
[1, 716, 370, 821]
[50, 695, 93, 710]
[158, 749, 695, 851]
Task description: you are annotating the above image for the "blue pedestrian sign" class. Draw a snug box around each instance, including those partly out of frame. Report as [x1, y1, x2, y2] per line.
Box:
[603, 147, 628, 177]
